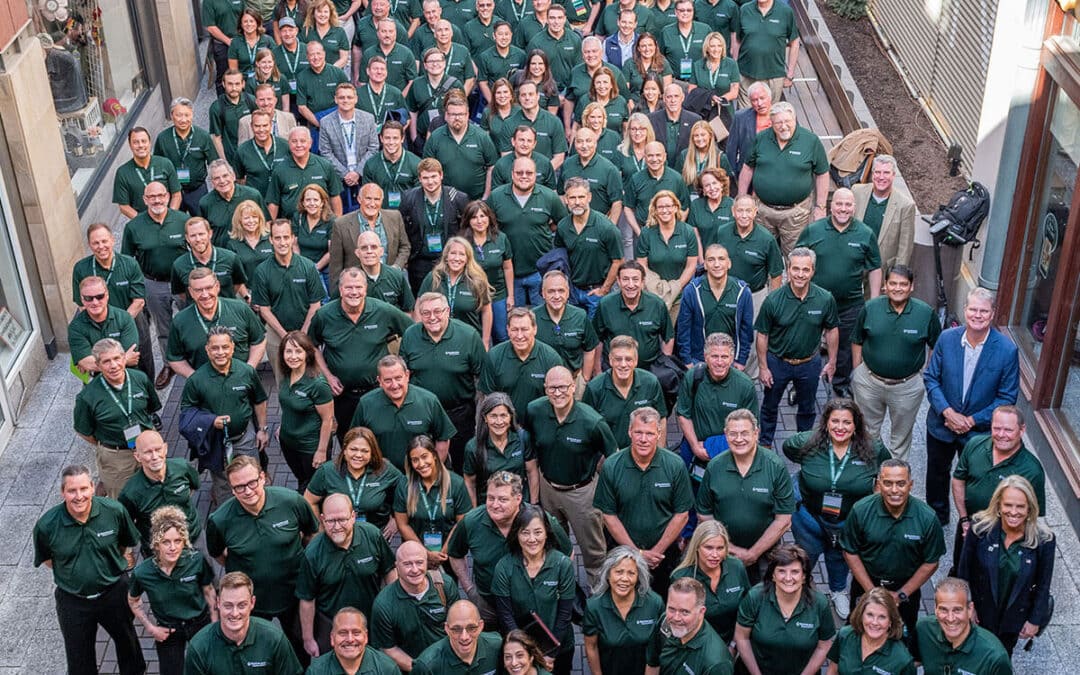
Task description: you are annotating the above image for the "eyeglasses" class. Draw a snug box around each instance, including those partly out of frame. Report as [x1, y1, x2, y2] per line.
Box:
[323, 517, 353, 526]
[419, 308, 448, 318]
[545, 383, 572, 394]
[230, 477, 261, 494]
[447, 624, 481, 635]
[81, 293, 106, 302]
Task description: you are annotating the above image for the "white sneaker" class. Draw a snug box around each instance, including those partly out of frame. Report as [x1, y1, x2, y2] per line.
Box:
[832, 592, 851, 620]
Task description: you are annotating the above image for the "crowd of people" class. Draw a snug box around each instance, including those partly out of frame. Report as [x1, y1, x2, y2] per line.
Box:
[36, 0, 1057, 672]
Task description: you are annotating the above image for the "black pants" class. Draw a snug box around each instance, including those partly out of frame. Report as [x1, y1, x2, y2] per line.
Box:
[648, 541, 684, 598]
[134, 311, 156, 382]
[833, 302, 862, 393]
[156, 611, 212, 675]
[55, 576, 145, 675]
[211, 40, 229, 95]
[408, 259, 437, 295]
[851, 578, 920, 651]
[925, 432, 966, 524]
[180, 184, 208, 217]
[446, 400, 477, 474]
[281, 445, 318, 493]
[255, 602, 309, 666]
[333, 385, 372, 446]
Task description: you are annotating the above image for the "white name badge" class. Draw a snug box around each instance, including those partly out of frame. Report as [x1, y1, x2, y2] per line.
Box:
[176, 168, 191, 184]
[388, 191, 401, 207]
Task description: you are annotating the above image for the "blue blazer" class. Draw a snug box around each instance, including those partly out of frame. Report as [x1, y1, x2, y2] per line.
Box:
[725, 107, 758, 176]
[957, 523, 1055, 635]
[923, 326, 1018, 443]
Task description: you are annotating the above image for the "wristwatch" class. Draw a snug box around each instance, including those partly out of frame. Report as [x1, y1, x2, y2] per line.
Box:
[897, 591, 909, 603]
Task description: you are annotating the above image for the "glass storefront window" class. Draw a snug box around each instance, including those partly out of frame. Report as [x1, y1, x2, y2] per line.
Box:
[0, 208, 32, 376]
[27, 0, 147, 197]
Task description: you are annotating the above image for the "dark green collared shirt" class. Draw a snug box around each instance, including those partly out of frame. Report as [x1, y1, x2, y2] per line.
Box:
[851, 296, 941, 380]
[554, 210, 623, 289]
[478, 341, 565, 425]
[736, 585, 835, 675]
[154, 126, 218, 188]
[795, 218, 881, 309]
[370, 576, 462, 657]
[492, 550, 576, 648]
[129, 548, 214, 624]
[295, 522, 395, 617]
[593, 291, 675, 367]
[309, 297, 413, 390]
[624, 167, 692, 225]
[113, 157, 181, 212]
[392, 472, 471, 540]
[581, 369, 667, 448]
[423, 124, 500, 200]
[646, 619, 734, 675]
[488, 184, 569, 276]
[712, 223, 784, 293]
[117, 457, 201, 546]
[170, 246, 247, 297]
[839, 493, 946, 585]
[828, 625, 916, 675]
[953, 435, 1046, 516]
[671, 561, 750, 642]
[208, 93, 257, 166]
[68, 307, 139, 363]
[72, 370, 161, 450]
[736, 0, 798, 79]
[558, 153, 625, 217]
[351, 385, 457, 471]
[461, 432, 533, 503]
[675, 366, 759, 441]
[266, 153, 344, 219]
[165, 297, 265, 368]
[120, 209, 189, 280]
[180, 360, 269, 439]
[362, 150, 421, 208]
[582, 589, 664, 675]
[782, 432, 891, 522]
[412, 632, 504, 675]
[277, 373, 333, 455]
[236, 138, 289, 198]
[533, 303, 600, 372]
[400, 319, 486, 407]
[184, 617, 303, 675]
[746, 125, 829, 206]
[696, 448, 794, 550]
[754, 283, 838, 360]
[914, 617, 1012, 675]
[250, 253, 324, 331]
[72, 253, 146, 311]
[296, 63, 349, 112]
[306, 647, 402, 674]
[227, 235, 275, 281]
[306, 462, 404, 528]
[200, 184, 267, 246]
[360, 44, 417, 91]
[593, 446, 694, 549]
[524, 399, 617, 485]
[33, 498, 140, 597]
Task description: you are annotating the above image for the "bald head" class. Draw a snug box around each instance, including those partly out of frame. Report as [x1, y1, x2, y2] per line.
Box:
[323, 492, 353, 513]
[545, 365, 573, 385]
[397, 539, 427, 562]
[135, 430, 164, 452]
[446, 600, 481, 626]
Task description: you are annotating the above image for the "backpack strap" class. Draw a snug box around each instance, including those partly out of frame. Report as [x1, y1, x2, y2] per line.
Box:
[428, 570, 447, 607]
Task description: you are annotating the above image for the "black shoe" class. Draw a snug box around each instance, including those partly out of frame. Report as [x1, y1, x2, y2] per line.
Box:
[787, 385, 797, 407]
[151, 413, 163, 432]
[832, 386, 852, 400]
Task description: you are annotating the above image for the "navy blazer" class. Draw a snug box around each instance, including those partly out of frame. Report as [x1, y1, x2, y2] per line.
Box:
[648, 110, 702, 167]
[957, 523, 1055, 635]
[603, 32, 637, 69]
[923, 326, 1018, 444]
[725, 107, 760, 176]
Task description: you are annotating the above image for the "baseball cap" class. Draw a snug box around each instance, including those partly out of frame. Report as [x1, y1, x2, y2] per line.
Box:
[279, 17, 297, 28]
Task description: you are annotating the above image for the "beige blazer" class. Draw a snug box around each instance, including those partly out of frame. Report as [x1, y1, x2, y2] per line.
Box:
[328, 209, 411, 286]
[236, 110, 298, 145]
[853, 183, 916, 270]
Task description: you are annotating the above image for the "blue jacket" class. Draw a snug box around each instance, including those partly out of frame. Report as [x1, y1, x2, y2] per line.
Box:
[725, 107, 758, 176]
[178, 406, 228, 474]
[958, 522, 1055, 636]
[603, 32, 636, 69]
[676, 275, 753, 366]
[923, 326, 1018, 443]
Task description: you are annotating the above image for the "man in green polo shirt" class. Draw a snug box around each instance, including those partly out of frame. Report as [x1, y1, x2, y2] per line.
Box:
[525, 366, 617, 585]
[595, 407, 693, 594]
[490, 126, 557, 191]
[559, 128, 624, 223]
[33, 465, 145, 675]
[371, 541, 462, 670]
[624, 141, 692, 235]
[554, 177, 622, 319]
[200, 159, 267, 246]
[647, 577, 733, 675]
[582, 335, 667, 447]
[412, 600, 504, 675]
[170, 216, 248, 301]
[362, 121, 421, 210]
[73, 338, 161, 498]
[307, 608, 402, 675]
[68, 277, 139, 376]
[525, 4, 581, 88]
[209, 69, 256, 167]
[350, 355, 456, 470]
[113, 127, 181, 218]
[267, 128, 344, 220]
[697, 409, 793, 583]
[661, 0, 710, 77]
[593, 260, 675, 369]
[117, 430, 200, 556]
[360, 21, 416, 92]
[298, 41, 350, 131]
[533, 271, 600, 378]
[504, 81, 568, 163]
[754, 247, 838, 447]
[479, 308, 565, 424]
[914, 577, 1012, 675]
[154, 97, 218, 216]
[841, 458, 945, 646]
[311, 268, 414, 444]
[735, 0, 799, 105]
[185, 571, 304, 674]
[423, 91, 498, 200]
[235, 110, 289, 198]
[297, 494, 396, 654]
[353, 230, 415, 309]
[476, 21, 525, 95]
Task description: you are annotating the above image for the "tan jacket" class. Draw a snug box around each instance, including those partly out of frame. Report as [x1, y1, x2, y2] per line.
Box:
[236, 110, 298, 145]
[328, 209, 411, 286]
[853, 182, 916, 270]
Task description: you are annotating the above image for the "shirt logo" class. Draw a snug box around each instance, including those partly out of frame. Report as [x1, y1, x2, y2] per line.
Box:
[654, 482, 671, 488]
[180, 575, 198, 582]
[169, 233, 183, 239]
[752, 487, 769, 494]
[789, 150, 802, 155]
[795, 621, 815, 629]
[903, 534, 921, 541]
[363, 324, 380, 329]
[357, 556, 374, 563]
[638, 320, 654, 326]
[445, 350, 461, 356]
[246, 662, 269, 668]
[637, 618, 656, 626]
[291, 278, 306, 283]
[465, 144, 479, 149]
[806, 310, 822, 315]
[565, 436, 583, 444]
[406, 420, 424, 426]
[95, 529, 115, 538]
[903, 329, 918, 334]
[231, 385, 247, 391]
[542, 580, 558, 586]
[725, 585, 743, 593]
[272, 520, 292, 528]
[531, 372, 545, 378]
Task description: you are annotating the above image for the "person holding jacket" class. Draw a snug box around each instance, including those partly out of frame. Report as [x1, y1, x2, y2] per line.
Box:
[677, 243, 753, 367]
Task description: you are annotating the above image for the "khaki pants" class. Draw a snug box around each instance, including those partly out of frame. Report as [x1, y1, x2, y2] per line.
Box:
[742, 285, 772, 381]
[265, 328, 285, 383]
[96, 445, 140, 499]
[850, 363, 925, 462]
[755, 196, 812, 258]
[739, 75, 786, 108]
[538, 477, 606, 587]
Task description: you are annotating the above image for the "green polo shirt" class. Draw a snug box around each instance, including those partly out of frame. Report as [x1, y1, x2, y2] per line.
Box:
[491, 151, 557, 191]
[447, 506, 572, 596]
[695, 0, 739, 34]
[417, 273, 484, 334]
[635, 221, 699, 281]
[484, 107, 519, 153]
[554, 210, 623, 288]
[120, 209, 189, 280]
[201, 0, 244, 37]
[558, 154, 624, 217]
[625, 167, 692, 224]
[839, 493, 945, 586]
[200, 184, 267, 246]
[492, 550, 576, 649]
[646, 620, 733, 675]
[953, 435, 1047, 516]
[278, 372, 333, 455]
[153, 126, 218, 189]
[296, 522, 395, 617]
[594, 446, 694, 548]
[676, 366, 759, 441]
[292, 216, 333, 264]
[712, 223, 784, 292]
[736, 0, 798, 79]
[795, 218, 881, 309]
[356, 83, 409, 128]
[208, 93, 257, 166]
[361, 44, 417, 91]
[309, 297, 414, 390]
[296, 64, 349, 113]
[68, 307, 139, 364]
[593, 291, 675, 367]
[266, 154, 344, 219]
[851, 296, 941, 380]
[392, 472, 471, 540]
[406, 74, 460, 138]
[782, 431, 891, 522]
[366, 264, 416, 310]
[206, 486, 319, 614]
[696, 447, 794, 550]
[689, 57, 741, 100]
[525, 28, 582, 87]
[32, 498, 139, 597]
[736, 585, 835, 675]
[478, 341, 565, 424]
[306, 462, 403, 528]
[461, 435, 534, 504]
[370, 575, 462, 657]
[582, 589, 664, 675]
[72, 253, 146, 310]
[598, 2, 655, 35]
[828, 626, 915, 675]
[468, 232, 513, 301]
[401, 318, 484, 404]
[170, 246, 247, 297]
[228, 236, 275, 281]
[307, 648, 401, 675]
[250, 253, 323, 330]
[533, 303, 600, 372]
[581, 369, 667, 448]
[412, 632, 504, 675]
[362, 150, 421, 208]
[661, 21, 711, 76]
[113, 157, 181, 212]
[423, 124, 499, 200]
[235, 138, 288, 197]
[566, 63, 631, 105]
[117, 458, 201, 546]
[355, 17, 408, 54]
[525, 399, 617, 485]
[671, 561, 749, 643]
[476, 44, 526, 85]
[754, 283, 838, 360]
[273, 42, 310, 94]
[488, 184, 568, 276]
[166, 297, 265, 367]
[505, 108, 568, 158]
[180, 360, 269, 439]
[861, 194, 889, 237]
[129, 548, 214, 624]
[746, 125, 828, 206]
[438, 43, 475, 85]
[351, 385, 457, 470]
[185, 617, 303, 675]
[689, 197, 735, 249]
[573, 93, 630, 129]
[622, 59, 674, 100]
[914, 617, 1012, 675]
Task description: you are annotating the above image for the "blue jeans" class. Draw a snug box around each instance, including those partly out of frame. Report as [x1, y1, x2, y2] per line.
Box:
[759, 352, 822, 447]
[513, 272, 543, 307]
[791, 502, 849, 592]
[491, 298, 508, 344]
[571, 284, 603, 319]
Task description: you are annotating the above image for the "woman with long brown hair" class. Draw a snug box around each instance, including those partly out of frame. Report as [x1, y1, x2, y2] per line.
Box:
[417, 236, 495, 347]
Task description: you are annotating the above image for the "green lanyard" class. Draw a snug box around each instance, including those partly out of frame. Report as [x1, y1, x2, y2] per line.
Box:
[707, 62, 721, 89]
[678, 30, 694, 59]
[92, 257, 114, 286]
[101, 375, 134, 424]
[194, 305, 219, 335]
[254, 139, 277, 173]
[446, 275, 461, 315]
[418, 484, 444, 522]
[172, 129, 192, 166]
[189, 247, 218, 276]
[381, 152, 405, 183]
[425, 199, 443, 234]
[828, 446, 852, 491]
[134, 164, 157, 187]
[367, 85, 388, 120]
[281, 45, 301, 78]
[346, 473, 369, 509]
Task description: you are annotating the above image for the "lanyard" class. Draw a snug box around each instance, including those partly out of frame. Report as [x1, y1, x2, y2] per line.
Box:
[367, 85, 388, 120]
[282, 45, 301, 77]
[101, 375, 134, 423]
[194, 305, 219, 335]
[446, 275, 461, 314]
[510, 0, 528, 22]
[343, 119, 356, 155]
[134, 164, 156, 187]
[828, 446, 852, 492]
[425, 199, 442, 233]
[189, 246, 218, 275]
[346, 472, 369, 508]
[445, 45, 455, 70]
[245, 39, 259, 70]
[92, 257, 114, 285]
[678, 30, 694, 58]
[172, 129, 192, 166]
[707, 62, 721, 89]
[473, 241, 486, 262]
[631, 152, 646, 173]
[418, 484, 444, 522]
[254, 139, 277, 173]
[381, 152, 405, 183]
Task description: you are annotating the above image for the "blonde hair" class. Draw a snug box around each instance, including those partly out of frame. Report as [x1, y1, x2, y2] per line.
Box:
[702, 32, 727, 61]
[582, 101, 609, 133]
[645, 190, 681, 228]
[681, 120, 722, 186]
[971, 475, 1053, 548]
[230, 200, 270, 240]
[619, 112, 656, 155]
[149, 506, 191, 566]
[430, 236, 493, 306]
[305, 0, 341, 29]
[674, 519, 730, 573]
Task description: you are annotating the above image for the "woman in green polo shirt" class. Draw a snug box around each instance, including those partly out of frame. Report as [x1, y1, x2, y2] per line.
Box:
[734, 543, 835, 675]
[293, 183, 334, 295]
[632, 74, 664, 116]
[577, 103, 625, 166]
[128, 506, 217, 675]
[826, 588, 915, 675]
[394, 435, 472, 567]
[573, 68, 629, 133]
[277, 331, 334, 491]
[245, 49, 288, 110]
[484, 79, 520, 150]
[228, 199, 274, 284]
[228, 9, 276, 78]
[504, 629, 554, 675]
[635, 190, 698, 318]
[492, 503, 577, 675]
[463, 393, 539, 505]
[418, 237, 494, 347]
[458, 201, 515, 344]
[623, 34, 672, 101]
[688, 168, 734, 254]
[618, 113, 657, 182]
[783, 398, 891, 619]
[301, 0, 349, 69]
[305, 426, 404, 537]
[511, 51, 561, 114]
[688, 32, 739, 126]
[582, 546, 663, 675]
[670, 520, 749, 643]
[677, 122, 734, 192]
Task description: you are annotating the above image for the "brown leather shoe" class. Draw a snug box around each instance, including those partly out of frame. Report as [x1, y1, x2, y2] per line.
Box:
[155, 366, 174, 390]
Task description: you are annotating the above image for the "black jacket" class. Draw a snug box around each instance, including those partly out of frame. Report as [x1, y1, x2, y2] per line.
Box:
[178, 407, 228, 474]
[726, 107, 758, 176]
[399, 185, 470, 265]
[648, 110, 702, 167]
